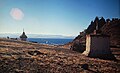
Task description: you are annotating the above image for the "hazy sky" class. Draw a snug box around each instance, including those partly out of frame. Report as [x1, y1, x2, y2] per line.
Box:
[0, 0, 119, 36]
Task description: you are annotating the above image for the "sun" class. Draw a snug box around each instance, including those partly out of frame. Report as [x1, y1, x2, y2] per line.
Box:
[10, 8, 24, 20]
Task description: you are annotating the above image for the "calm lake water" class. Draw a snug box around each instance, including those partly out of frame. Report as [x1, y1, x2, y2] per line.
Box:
[28, 38, 73, 45]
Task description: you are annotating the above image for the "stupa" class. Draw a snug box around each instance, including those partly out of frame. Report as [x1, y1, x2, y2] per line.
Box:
[20, 29, 27, 41]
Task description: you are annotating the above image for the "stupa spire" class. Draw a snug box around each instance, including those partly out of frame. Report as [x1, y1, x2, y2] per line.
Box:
[20, 29, 27, 41]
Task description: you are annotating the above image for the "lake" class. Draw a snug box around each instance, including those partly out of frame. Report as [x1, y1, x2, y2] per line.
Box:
[28, 38, 73, 45]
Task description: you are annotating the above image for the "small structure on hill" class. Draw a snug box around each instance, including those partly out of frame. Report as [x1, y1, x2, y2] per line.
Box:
[82, 22, 116, 60]
[20, 29, 27, 41]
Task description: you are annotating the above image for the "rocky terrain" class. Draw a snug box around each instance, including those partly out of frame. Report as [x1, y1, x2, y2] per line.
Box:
[0, 38, 120, 73]
[73, 17, 120, 47]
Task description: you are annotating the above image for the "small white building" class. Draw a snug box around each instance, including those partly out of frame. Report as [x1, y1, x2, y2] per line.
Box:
[82, 33, 116, 60]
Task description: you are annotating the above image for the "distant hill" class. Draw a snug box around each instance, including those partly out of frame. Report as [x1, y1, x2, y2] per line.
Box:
[72, 17, 120, 51]
[0, 33, 75, 39]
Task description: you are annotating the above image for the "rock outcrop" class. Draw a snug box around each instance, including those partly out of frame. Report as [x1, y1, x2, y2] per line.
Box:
[71, 17, 120, 53]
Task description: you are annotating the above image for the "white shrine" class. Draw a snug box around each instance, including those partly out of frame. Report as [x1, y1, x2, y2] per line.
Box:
[82, 22, 116, 60]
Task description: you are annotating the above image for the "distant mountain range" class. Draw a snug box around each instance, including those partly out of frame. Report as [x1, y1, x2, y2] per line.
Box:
[0, 33, 75, 39]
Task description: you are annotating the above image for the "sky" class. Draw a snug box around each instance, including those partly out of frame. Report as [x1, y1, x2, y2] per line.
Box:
[0, 0, 119, 36]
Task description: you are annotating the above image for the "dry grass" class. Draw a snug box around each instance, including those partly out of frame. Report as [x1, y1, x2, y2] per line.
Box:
[0, 38, 120, 73]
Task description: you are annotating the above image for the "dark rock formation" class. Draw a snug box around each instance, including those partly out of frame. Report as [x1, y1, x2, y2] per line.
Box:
[28, 50, 44, 56]
[101, 18, 120, 46]
[81, 64, 89, 70]
[72, 17, 120, 48]
[70, 40, 85, 53]
[70, 17, 120, 54]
